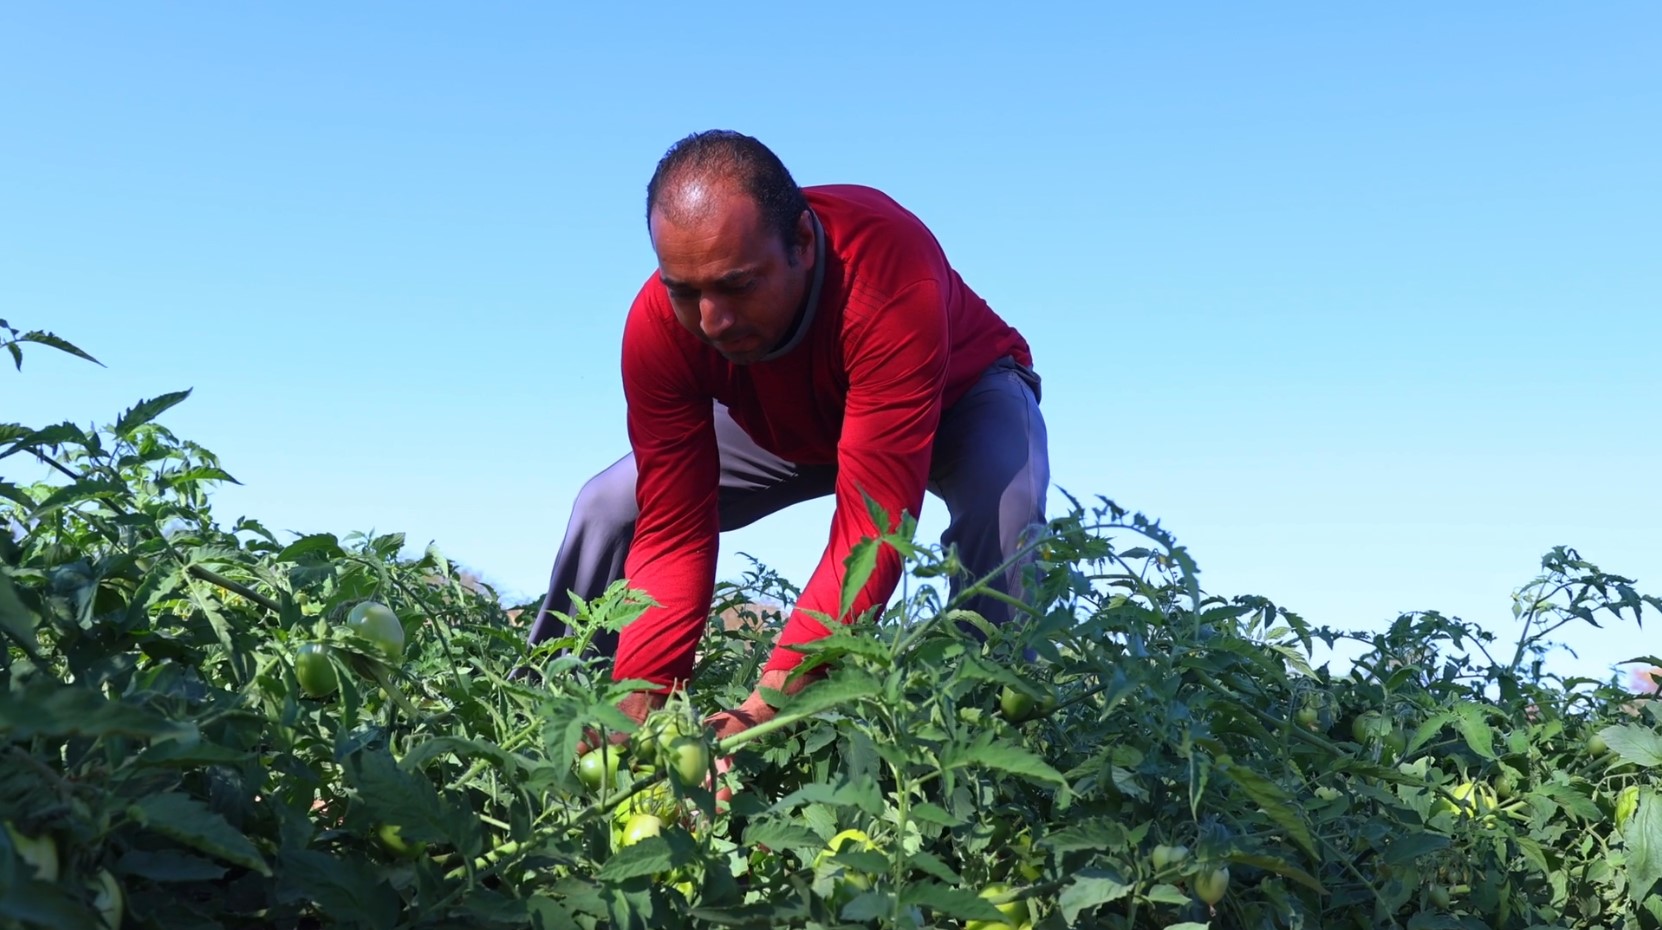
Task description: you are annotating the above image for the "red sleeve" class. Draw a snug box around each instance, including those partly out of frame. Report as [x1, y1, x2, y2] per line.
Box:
[764, 278, 949, 675]
[611, 300, 720, 692]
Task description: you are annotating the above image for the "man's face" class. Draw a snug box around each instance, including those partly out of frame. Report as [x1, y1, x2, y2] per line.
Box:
[650, 180, 813, 364]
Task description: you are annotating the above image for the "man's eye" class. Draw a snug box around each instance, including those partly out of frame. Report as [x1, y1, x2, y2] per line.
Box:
[667, 287, 697, 301]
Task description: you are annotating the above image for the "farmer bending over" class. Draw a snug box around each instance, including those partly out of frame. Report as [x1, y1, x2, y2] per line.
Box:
[525, 129, 1050, 743]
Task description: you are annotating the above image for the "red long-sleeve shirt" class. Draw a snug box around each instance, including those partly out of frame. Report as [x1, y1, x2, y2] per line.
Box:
[612, 183, 1032, 690]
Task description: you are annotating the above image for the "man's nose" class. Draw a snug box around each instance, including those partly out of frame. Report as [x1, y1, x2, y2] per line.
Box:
[700, 298, 734, 339]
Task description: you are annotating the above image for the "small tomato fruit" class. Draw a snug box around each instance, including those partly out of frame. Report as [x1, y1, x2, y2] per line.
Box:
[577, 745, 621, 792]
[666, 736, 711, 789]
[294, 642, 338, 698]
[619, 813, 663, 847]
[1151, 843, 1190, 871]
[1193, 865, 1230, 905]
[346, 601, 405, 661]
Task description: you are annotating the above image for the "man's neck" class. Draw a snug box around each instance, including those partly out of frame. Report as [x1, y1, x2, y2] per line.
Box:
[757, 209, 826, 363]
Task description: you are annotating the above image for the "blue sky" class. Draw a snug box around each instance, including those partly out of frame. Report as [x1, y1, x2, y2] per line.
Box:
[6, 4, 1658, 687]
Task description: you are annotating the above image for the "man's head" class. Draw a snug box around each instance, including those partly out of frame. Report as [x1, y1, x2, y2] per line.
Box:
[644, 130, 816, 364]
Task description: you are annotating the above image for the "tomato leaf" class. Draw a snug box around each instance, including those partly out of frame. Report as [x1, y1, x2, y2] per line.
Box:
[1600, 723, 1662, 768]
[276, 847, 400, 928]
[839, 536, 880, 621]
[1451, 701, 1499, 760]
[903, 848, 963, 884]
[1217, 758, 1317, 860]
[130, 792, 272, 876]
[1625, 792, 1662, 901]
[940, 733, 1069, 793]
[898, 881, 1009, 923]
[114, 389, 193, 440]
[1057, 868, 1134, 924]
[0, 569, 42, 658]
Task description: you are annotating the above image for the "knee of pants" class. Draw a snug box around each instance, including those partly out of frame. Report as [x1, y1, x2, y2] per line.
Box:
[570, 458, 640, 534]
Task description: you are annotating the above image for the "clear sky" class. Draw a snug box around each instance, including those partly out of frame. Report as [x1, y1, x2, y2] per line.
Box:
[6, 4, 1658, 688]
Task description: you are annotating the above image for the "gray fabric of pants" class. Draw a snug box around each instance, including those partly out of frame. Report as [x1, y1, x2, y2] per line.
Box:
[524, 356, 1050, 657]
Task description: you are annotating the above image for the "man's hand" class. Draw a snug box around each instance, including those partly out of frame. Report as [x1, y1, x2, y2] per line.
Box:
[704, 667, 822, 741]
[576, 688, 666, 756]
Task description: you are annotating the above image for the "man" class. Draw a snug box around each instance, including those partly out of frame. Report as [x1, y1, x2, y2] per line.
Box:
[525, 130, 1049, 742]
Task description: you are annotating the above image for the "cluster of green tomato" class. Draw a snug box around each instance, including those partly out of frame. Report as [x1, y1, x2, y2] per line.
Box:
[574, 708, 717, 858]
[292, 600, 406, 699]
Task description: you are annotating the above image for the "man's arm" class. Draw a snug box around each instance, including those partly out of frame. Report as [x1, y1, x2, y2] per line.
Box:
[609, 306, 720, 696]
[765, 277, 950, 677]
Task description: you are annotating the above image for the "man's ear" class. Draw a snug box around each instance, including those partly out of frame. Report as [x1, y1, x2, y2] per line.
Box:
[792, 209, 815, 268]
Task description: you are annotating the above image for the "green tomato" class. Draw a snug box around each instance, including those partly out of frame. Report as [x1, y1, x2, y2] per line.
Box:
[377, 823, 426, 859]
[294, 642, 339, 698]
[619, 813, 663, 847]
[966, 882, 1033, 930]
[1428, 883, 1451, 908]
[666, 736, 711, 789]
[999, 684, 1054, 723]
[1615, 785, 1640, 829]
[347, 601, 405, 661]
[633, 709, 696, 765]
[1351, 711, 1390, 744]
[88, 868, 122, 929]
[1151, 843, 1190, 871]
[1435, 780, 1498, 820]
[814, 829, 877, 891]
[1193, 865, 1230, 906]
[1295, 703, 1321, 730]
[1587, 731, 1610, 757]
[577, 745, 622, 792]
[4, 822, 59, 882]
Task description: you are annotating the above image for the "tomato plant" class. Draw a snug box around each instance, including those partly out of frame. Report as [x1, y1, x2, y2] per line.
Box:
[5, 324, 1662, 930]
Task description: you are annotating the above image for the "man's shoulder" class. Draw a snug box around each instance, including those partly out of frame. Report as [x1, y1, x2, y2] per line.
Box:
[806, 184, 926, 229]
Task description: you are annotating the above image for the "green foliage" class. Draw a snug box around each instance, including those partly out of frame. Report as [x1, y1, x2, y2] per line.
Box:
[4, 323, 1661, 929]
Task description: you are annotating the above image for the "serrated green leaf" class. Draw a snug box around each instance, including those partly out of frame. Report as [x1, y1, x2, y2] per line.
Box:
[116, 848, 230, 882]
[1058, 868, 1134, 924]
[903, 848, 962, 884]
[0, 569, 42, 658]
[277, 847, 399, 928]
[0, 422, 89, 460]
[1225, 852, 1325, 894]
[742, 820, 826, 855]
[131, 792, 272, 876]
[941, 732, 1069, 792]
[15, 330, 103, 366]
[764, 669, 881, 724]
[1219, 758, 1317, 860]
[277, 533, 346, 562]
[1145, 883, 1192, 906]
[1600, 723, 1662, 768]
[897, 881, 1009, 923]
[596, 832, 691, 882]
[1625, 792, 1662, 900]
[907, 801, 965, 828]
[26, 478, 128, 521]
[1382, 832, 1450, 866]
[114, 390, 192, 439]
[1452, 701, 1498, 760]
[839, 537, 879, 621]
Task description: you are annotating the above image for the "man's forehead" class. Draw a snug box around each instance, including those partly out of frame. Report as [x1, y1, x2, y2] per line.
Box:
[653, 173, 756, 229]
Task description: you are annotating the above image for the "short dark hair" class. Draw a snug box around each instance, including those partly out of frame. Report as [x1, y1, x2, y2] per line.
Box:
[646, 130, 809, 252]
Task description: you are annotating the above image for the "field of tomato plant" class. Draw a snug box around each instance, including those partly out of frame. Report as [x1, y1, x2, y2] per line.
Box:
[4, 322, 1661, 929]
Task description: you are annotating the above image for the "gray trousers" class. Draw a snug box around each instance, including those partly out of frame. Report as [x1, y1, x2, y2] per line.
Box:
[524, 356, 1050, 656]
